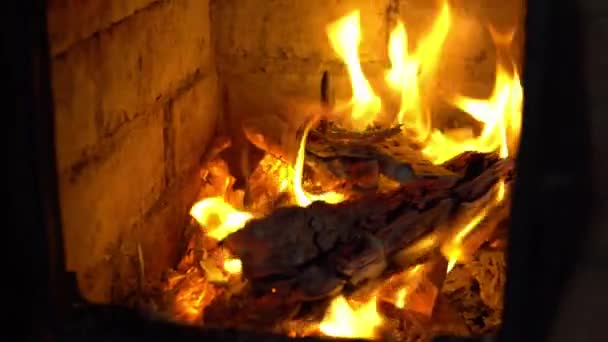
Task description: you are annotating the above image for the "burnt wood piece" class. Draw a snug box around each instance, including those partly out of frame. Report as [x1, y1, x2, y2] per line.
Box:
[310, 120, 403, 144]
[242, 117, 457, 189]
[224, 155, 513, 304]
[306, 126, 458, 187]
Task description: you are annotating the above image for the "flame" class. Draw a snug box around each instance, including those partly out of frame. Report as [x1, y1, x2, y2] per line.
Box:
[327, 11, 381, 130]
[395, 288, 408, 309]
[223, 257, 243, 274]
[442, 180, 508, 272]
[190, 118, 345, 243]
[393, 264, 424, 308]
[386, 21, 422, 130]
[190, 197, 253, 241]
[319, 295, 382, 339]
[420, 28, 523, 164]
[329, 2, 522, 165]
[386, 2, 451, 137]
[292, 118, 345, 207]
[442, 209, 488, 272]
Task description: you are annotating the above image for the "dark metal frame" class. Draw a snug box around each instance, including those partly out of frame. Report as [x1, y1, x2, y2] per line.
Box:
[6, 0, 594, 341]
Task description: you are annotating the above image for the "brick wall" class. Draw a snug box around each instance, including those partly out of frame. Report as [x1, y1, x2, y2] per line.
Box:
[48, 0, 219, 303]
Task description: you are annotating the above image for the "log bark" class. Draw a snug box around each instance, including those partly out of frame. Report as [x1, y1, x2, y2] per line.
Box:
[223, 154, 513, 305]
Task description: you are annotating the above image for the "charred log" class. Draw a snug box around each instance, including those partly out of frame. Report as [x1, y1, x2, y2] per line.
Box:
[222, 155, 513, 307]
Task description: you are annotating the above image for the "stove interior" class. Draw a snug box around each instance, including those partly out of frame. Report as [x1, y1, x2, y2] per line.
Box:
[48, 0, 525, 340]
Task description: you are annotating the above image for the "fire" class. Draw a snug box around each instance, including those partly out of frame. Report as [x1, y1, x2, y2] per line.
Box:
[190, 197, 253, 241]
[442, 209, 489, 272]
[327, 11, 381, 130]
[328, 2, 522, 165]
[387, 2, 451, 136]
[423, 62, 522, 164]
[181, 3, 522, 334]
[393, 264, 424, 308]
[319, 296, 382, 339]
[190, 117, 346, 241]
[223, 257, 242, 274]
[190, 119, 345, 242]
[386, 21, 422, 130]
[292, 117, 345, 207]
[442, 179, 509, 272]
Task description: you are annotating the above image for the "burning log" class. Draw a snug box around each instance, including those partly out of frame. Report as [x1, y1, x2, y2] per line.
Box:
[221, 154, 513, 309]
[243, 118, 462, 193]
[306, 125, 459, 189]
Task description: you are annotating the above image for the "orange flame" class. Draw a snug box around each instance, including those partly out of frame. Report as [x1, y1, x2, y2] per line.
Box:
[327, 11, 381, 130]
[319, 296, 382, 339]
[190, 197, 253, 241]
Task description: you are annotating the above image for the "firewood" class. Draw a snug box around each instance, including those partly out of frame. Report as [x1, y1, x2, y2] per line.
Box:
[310, 120, 403, 145]
[223, 155, 513, 306]
[243, 118, 461, 191]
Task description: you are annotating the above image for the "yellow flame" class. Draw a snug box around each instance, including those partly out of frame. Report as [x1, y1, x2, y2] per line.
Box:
[386, 2, 451, 137]
[223, 258, 243, 274]
[190, 197, 253, 241]
[319, 296, 382, 339]
[416, 2, 451, 85]
[386, 21, 422, 129]
[292, 119, 345, 207]
[386, 21, 408, 89]
[442, 209, 488, 272]
[330, 2, 522, 165]
[395, 288, 408, 309]
[327, 11, 381, 130]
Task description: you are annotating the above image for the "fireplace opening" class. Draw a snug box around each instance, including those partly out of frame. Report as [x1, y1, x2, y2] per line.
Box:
[48, 0, 525, 340]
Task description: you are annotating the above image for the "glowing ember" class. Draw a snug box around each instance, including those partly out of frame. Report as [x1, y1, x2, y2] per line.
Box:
[319, 296, 383, 339]
[327, 11, 381, 130]
[190, 197, 253, 241]
[223, 258, 242, 274]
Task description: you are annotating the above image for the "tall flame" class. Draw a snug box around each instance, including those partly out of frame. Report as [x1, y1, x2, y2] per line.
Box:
[327, 11, 381, 130]
[387, 2, 451, 137]
[442, 178, 509, 273]
[386, 21, 422, 130]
